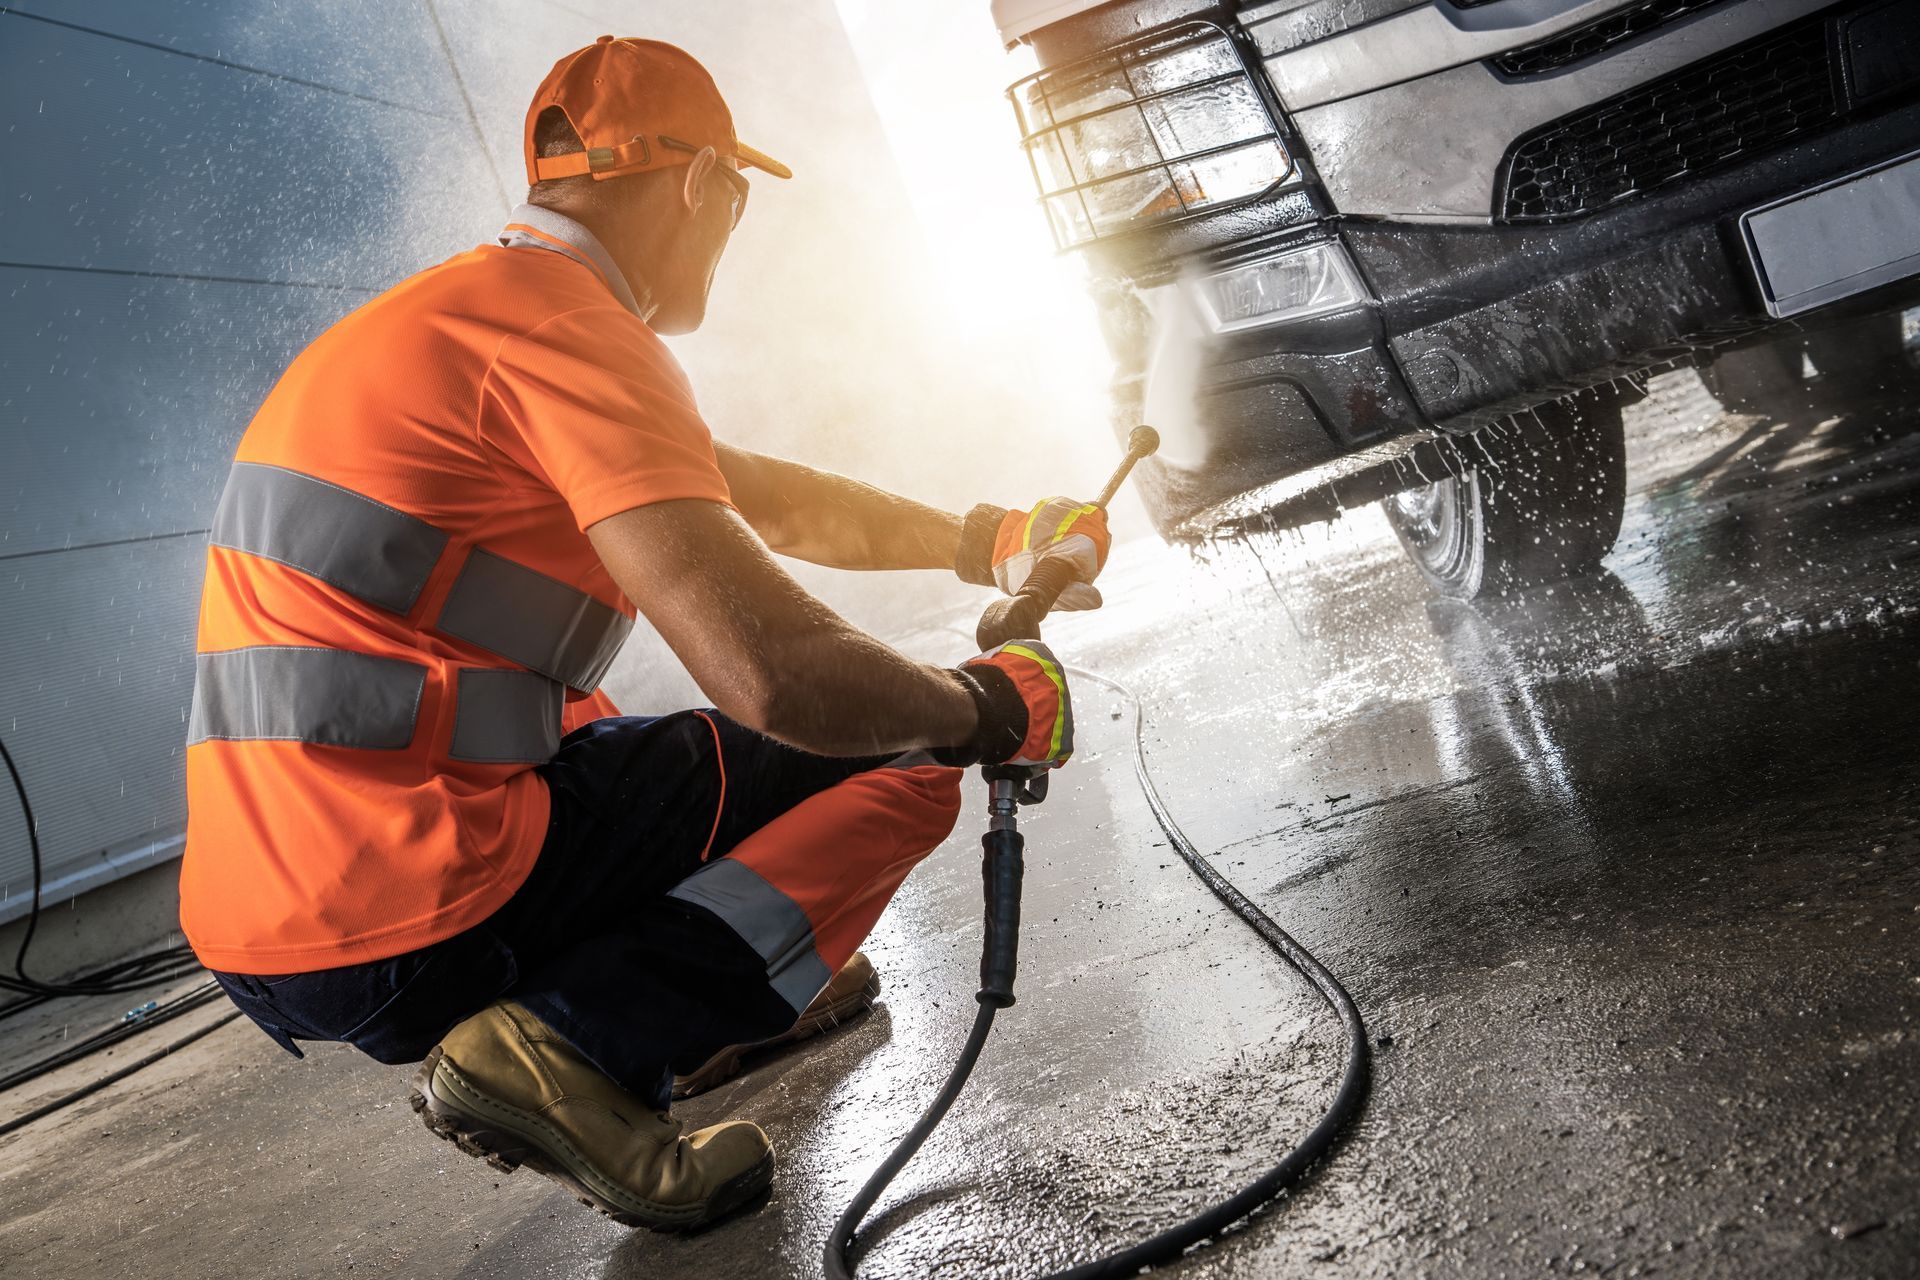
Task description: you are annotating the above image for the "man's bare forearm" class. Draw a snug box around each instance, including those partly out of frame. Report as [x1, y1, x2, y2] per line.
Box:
[714, 441, 963, 571]
[588, 501, 980, 757]
[758, 621, 980, 756]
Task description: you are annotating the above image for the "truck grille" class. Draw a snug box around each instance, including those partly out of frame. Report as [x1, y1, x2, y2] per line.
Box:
[1494, 0, 1736, 78]
[1500, 18, 1841, 222]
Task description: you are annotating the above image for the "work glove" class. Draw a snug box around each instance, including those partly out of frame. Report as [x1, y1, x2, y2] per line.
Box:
[956, 498, 1112, 611]
[934, 640, 1074, 769]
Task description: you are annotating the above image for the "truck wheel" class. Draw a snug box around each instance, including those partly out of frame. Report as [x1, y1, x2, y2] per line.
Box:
[1698, 337, 1804, 415]
[1382, 395, 1627, 600]
[1699, 309, 1912, 412]
[1802, 310, 1912, 396]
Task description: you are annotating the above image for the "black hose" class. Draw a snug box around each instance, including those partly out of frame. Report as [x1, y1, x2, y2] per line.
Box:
[825, 1001, 1000, 1266]
[824, 667, 1370, 1279]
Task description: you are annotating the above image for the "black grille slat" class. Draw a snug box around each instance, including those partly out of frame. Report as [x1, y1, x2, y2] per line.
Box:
[1501, 20, 1842, 222]
[1494, 0, 1735, 78]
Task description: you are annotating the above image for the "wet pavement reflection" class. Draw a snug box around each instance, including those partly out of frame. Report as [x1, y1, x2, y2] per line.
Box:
[2, 370, 1915, 1278]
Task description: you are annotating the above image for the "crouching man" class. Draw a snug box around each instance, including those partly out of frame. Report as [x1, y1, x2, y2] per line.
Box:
[178, 36, 1108, 1231]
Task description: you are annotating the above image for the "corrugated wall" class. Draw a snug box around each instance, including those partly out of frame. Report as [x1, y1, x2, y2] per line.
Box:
[1, 0, 927, 924]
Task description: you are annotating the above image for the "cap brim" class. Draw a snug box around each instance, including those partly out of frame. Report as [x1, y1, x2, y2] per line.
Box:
[735, 140, 792, 180]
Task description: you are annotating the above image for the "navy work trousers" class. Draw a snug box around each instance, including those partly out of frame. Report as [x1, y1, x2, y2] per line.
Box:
[210, 711, 904, 1108]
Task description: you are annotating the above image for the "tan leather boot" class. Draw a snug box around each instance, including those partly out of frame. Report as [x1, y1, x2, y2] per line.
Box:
[410, 1001, 772, 1231]
[674, 951, 881, 1099]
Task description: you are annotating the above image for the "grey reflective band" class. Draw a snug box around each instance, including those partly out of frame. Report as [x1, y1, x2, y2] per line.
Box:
[498, 203, 642, 318]
[449, 669, 563, 764]
[666, 859, 834, 1014]
[209, 462, 448, 615]
[436, 549, 633, 694]
[187, 647, 426, 749]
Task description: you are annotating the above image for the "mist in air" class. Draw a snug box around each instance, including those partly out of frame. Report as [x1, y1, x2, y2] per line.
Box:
[482, 3, 1119, 708]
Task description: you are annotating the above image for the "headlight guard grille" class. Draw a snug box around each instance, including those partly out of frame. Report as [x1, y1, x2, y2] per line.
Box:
[1008, 21, 1302, 249]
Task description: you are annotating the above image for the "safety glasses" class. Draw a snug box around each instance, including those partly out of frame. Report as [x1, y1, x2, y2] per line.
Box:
[711, 163, 749, 229]
[658, 135, 750, 228]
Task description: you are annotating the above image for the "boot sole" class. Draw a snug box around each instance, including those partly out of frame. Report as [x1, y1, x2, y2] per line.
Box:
[673, 971, 882, 1100]
[409, 1046, 773, 1232]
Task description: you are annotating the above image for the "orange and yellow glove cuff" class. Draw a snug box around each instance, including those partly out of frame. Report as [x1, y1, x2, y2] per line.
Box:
[934, 641, 1074, 769]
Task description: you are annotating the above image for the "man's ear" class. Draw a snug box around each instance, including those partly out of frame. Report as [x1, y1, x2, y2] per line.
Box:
[680, 146, 718, 215]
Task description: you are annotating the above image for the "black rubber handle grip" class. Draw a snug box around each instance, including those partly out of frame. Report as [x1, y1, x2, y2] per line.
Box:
[977, 826, 1025, 1008]
[975, 555, 1082, 651]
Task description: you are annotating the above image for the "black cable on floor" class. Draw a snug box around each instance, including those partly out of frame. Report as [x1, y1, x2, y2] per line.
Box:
[0, 1009, 241, 1141]
[0, 982, 225, 1096]
[825, 667, 1370, 1279]
[0, 733, 221, 1125]
[0, 734, 204, 1009]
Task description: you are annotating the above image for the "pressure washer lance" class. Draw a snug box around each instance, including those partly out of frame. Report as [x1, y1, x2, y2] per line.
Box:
[972, 425, 1157, 1009]
[825, 422, 1370, 1280]
[827, 428, 1174, 1277]
[973, 425, 1160, 655]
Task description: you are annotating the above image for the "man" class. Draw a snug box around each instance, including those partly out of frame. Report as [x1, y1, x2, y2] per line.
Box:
[179, 37, 1110, 1231]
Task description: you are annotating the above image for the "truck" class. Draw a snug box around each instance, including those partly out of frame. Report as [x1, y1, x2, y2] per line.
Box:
[992, 0, 1920, 596]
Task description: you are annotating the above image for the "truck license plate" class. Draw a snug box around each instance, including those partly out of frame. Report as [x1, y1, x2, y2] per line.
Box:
[1741, 149, 1920, 318]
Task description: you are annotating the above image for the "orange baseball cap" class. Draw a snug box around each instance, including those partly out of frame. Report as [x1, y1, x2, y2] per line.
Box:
[524, 36, 792, 184]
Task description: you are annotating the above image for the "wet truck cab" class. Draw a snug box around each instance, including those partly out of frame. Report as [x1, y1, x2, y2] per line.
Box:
[992, 0, 1920, 597]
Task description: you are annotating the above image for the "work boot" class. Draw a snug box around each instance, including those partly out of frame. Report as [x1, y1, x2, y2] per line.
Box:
[674, 951, 881, 1099]
[410, 1001, 772, 1231]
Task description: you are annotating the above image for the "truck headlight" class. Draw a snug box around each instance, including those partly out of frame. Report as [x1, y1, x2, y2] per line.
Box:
[1009, 24, 1298, 249]
[1188, 241, 1366, 333]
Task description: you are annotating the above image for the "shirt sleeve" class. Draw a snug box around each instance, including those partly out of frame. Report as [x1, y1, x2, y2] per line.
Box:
[481, 306, 733, 531]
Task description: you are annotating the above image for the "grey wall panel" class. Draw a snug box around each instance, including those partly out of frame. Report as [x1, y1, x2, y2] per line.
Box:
[3, 1, 464, 116]
[431, 0, 614, 199]
[1, 13, 500, 285]
[1, 267, 369, 557]
[0, 2, 508, 924]
[0, 535, 204, 911]
[0, 0, 913, 926]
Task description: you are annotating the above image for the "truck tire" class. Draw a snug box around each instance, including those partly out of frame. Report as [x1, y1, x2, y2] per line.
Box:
[1698, 338, 1803, 415]
[1802, 310, 1912, 395]
[1700, 309, 1911, 413]
[1383, 395, 1628, 600]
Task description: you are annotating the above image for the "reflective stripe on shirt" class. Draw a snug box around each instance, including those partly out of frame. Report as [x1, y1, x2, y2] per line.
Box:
[210, 462, 447, 614]
[448, 668, 564, 764]
[207, 461, 630, 691]
[188, 647, 427, 750]
[189, 647, 564, 765]
[435, 548, 633, 694]
[197, 457, 630, 756]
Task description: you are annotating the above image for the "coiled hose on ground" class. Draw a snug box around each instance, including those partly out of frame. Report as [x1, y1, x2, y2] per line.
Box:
[825, 666, 1371, 1279]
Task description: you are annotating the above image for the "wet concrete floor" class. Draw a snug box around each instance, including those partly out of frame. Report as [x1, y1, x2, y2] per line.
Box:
[2, 369, 1916, 1278]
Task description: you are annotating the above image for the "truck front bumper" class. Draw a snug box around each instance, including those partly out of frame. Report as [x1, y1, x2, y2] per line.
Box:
[1125, 99, 1920, 537]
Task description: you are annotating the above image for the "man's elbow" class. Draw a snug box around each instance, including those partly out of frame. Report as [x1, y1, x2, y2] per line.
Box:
[709, 664, 808, 744]
[746, 679, 833, 753]
[708, 671, 781, 739]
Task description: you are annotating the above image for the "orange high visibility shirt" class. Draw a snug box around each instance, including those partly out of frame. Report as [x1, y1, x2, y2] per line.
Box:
[179, 207, 732, 973]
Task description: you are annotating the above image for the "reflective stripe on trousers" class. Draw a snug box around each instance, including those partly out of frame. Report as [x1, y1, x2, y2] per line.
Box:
[665, 857, 836, 1015]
